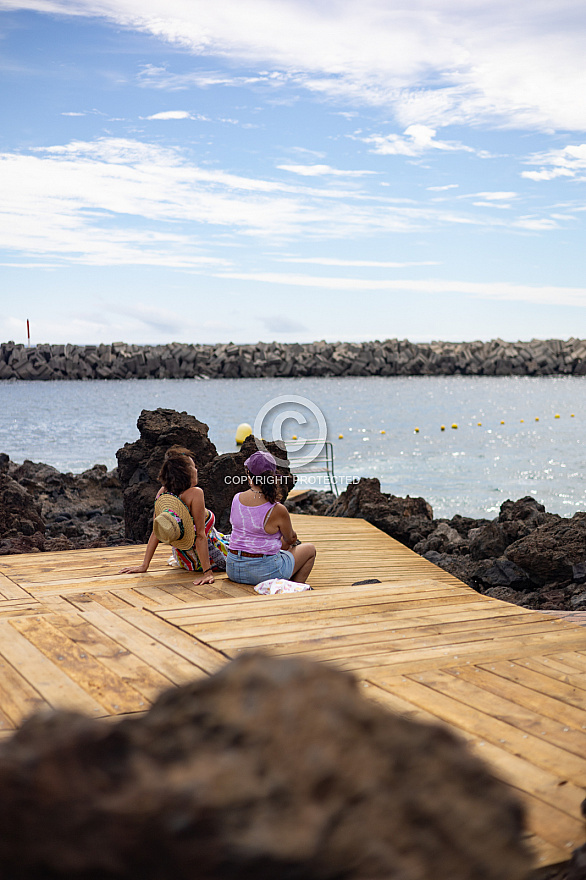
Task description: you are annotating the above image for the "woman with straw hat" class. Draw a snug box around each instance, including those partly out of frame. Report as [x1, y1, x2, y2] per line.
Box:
[119, 446, 228, 584]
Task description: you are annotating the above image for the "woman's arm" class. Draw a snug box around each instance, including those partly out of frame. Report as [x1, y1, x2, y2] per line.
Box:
[186, 487, 215, 585]
[268, 503, 297, 549]
[119, 530, 159, 573]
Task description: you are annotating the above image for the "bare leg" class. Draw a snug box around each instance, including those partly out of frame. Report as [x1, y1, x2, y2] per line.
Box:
[290, 543, 316, 583]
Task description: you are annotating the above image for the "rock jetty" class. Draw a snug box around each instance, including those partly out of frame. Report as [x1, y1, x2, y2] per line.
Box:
[1, 337, 586, 380]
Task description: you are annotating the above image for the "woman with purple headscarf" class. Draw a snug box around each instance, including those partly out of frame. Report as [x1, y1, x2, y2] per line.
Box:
[226, 450, 316, 586]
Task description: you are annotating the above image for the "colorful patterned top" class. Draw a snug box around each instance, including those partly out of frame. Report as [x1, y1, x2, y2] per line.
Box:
[155, 487, 229, 572]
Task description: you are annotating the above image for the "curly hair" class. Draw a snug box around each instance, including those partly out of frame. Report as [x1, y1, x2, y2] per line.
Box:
[247, 469, 282, 504]
[158, 446, 196, 497]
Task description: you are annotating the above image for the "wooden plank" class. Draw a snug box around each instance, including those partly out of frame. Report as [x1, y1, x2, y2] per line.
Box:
[214, 614, 571, 657]
[11, 616, 149, 715]
[518, 656, 586, 691]
[65, 596, 224, 683]
[0, 654, 46, 727]
[339, 628, 586, 675]
[155, 585, 480, 627]
[72, 593, 227, 674]
[0, 572, 31, 600]
[45, 612, 176, 703]
[411, 668, 586, 771]
[368, 672, 586, 813]
[110, 606, 228, 675]
[477, 659, 586, 713]
[0, 621, 106, 717]
[266, 618, 578, 664]
[546, 652, 586, 673]
[361, 682, 579, 865]
[444, 664, 586, 736]
[0, 599, 45, 618]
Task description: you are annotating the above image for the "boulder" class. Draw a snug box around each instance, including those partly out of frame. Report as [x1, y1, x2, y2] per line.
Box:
[0, 471, 45, 539]
[116, 410, 293, 540]
[414, 522, 468, 556]
[505, 512, 586, 585]
[116, 408, 219, 542]
[0, 455, 125, 553]
[0, 653, 530, 880]
[326, 477, 434, 549]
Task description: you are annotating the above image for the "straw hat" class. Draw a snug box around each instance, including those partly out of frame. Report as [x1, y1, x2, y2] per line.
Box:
[153, 493, 195, 550]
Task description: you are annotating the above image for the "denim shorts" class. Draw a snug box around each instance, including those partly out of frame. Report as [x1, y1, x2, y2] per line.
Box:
[226, 549, 295, 585]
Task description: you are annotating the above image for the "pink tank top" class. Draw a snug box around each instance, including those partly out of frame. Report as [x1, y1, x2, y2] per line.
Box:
[229, 494, 283, 554]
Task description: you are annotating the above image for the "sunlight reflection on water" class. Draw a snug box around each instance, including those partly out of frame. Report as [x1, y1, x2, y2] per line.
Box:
[1, 375, 585, 519]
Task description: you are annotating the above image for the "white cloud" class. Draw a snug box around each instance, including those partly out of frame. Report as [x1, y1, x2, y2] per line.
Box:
[427, 184, 459, 191]
[522, 143, 586, 181]
[281, 257, 440, 268]
[215, 270, 586, 307]
[3, 0, 586, 131]
[0, 136, 457, 267]
[473, 191, 517, 201]
[277, 164, 375, 177]
[361, 125, 475, 157]
[145, 110, 192, 120]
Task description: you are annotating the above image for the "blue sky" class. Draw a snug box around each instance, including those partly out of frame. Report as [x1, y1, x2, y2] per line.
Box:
[1, 0, 586, 346]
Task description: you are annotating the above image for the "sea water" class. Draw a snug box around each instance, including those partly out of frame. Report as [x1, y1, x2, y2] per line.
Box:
[1, 375, 585, 520]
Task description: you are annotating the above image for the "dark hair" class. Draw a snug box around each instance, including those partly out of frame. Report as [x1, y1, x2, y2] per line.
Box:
[158, 446, 195, 496]
[247, 468, 281, 504]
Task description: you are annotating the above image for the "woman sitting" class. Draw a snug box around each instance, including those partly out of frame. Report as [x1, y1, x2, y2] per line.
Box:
[226, 450, 316, 586]
[120, 445, 228, 585]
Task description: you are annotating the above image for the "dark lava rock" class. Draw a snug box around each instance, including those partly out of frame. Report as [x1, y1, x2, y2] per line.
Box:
[414, 522, 468, 556]
[326, 477, 434, 549]
[422, 551, 482, 587]
[473, 557, 534, 591]
[505, 512, 586, 585]
[0, 653, 531, 880]
[116, 409, 294, 540]
[0, 453, 127, 555]
[285, 489, 336, 516]
[0, 472, 45, 540]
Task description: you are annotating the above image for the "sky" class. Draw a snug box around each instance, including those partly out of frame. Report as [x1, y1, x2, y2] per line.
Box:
[1, 0, 586, 346]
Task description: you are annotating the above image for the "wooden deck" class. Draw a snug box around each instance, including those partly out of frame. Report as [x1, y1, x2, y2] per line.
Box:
[1, 513, 586, 869]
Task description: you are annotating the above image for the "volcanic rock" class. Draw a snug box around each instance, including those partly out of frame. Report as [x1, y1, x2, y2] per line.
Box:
[505, 512, 586, 584]
[0, 471, 45, 540]
[116, 409, 293, 539]
[0, 652, 531, 880]
[326, 477, 434, 549]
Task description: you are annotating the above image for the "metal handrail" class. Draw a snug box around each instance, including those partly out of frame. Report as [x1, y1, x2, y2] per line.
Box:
[283, 439, 338, 495]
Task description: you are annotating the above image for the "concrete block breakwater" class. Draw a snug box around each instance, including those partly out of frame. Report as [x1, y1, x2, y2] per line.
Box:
[1, 338, 586, 381]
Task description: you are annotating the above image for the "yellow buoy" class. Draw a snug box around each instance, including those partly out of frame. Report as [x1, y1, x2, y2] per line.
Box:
[571, 413, 575, 417]
[451, 423, 458, 429]
[380, 429, 386, 434]
[440, 425, 445, 431]
[555, 414, 560, 419]
[292, 435, 298, 440]
[235, 422, 252, 445]
[535, 417, 539, 421]
[338, 434, 344, 439]
[477, 422, 482, 426]
[500, 420, 505, 425]
[520, 419, 524, 423]
[414, 427, 419, 433]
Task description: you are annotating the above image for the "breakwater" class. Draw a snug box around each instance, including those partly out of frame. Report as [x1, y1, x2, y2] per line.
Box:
[1, 337, 586, 380]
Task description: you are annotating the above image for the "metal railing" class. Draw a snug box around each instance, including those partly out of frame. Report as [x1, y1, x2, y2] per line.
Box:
[284, 439, 338, 495]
